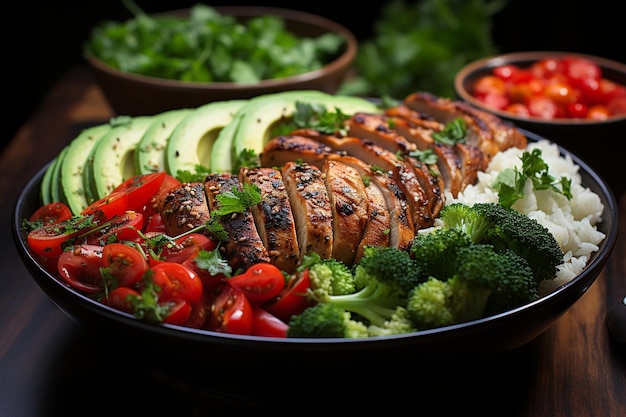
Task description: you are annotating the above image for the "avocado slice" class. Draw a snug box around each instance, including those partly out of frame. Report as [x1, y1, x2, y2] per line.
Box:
[230, 91, 381, 165]
[48, 146, 69, 204]
[209, 109, 245, 174]
[164, 99, 247, 178]
[85, 116, 154, 200]
[40, 156, 60, 206]
[60, 123, 112, 214]
[135, 108, 193, 175]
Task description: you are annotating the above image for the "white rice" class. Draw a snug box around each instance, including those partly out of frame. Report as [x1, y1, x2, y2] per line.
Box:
[446, 140, 606, 296]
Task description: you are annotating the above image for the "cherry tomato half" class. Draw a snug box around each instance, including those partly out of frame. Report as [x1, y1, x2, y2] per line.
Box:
[27, 216, 96, 258]
[84, 212, 144, 246]
[161, 233, 216, 264]
[81, 191, 129, 222]
[264, 269, 312, 322]
[111, 171, 166, 215]
[205, 284, 253, 335]
[251, 307, 289, 338]
[106, 286, 140, 314]
[57, 244, 104, 293]
[101, 242, 149, 288]
[227, 263, 285, 305]
[29, 202, 72, 225]
[151, 262, 203, 304]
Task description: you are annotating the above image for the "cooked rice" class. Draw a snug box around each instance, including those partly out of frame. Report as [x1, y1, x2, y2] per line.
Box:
[446, 140, 606, 296]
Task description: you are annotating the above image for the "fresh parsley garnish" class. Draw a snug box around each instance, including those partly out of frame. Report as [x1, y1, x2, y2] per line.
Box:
[431, 118, 467, 145]
[493, 148, 573, 208]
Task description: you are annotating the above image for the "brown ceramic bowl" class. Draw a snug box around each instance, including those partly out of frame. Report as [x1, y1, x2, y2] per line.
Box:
[454, 51, 626, 194]
[86, 6, 358, 116]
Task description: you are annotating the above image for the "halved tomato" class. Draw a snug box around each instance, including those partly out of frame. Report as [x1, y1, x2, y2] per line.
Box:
[151, 262, 203, 303]
[81, 191, 129, 222]
[29, 202, 72, 226]
[264, 269, 312, 322]
[227, 263, 284, 305]
[101, 242, 149, 288]
[84, 212, 144, 245]
[111, 171, 166, 215]
[251, 307, 289, 338]
[57, 244, 104, 293]
[205, 284, 253, 335]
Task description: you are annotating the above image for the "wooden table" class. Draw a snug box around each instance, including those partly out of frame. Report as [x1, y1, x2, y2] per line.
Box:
[1, 67, 625, 417]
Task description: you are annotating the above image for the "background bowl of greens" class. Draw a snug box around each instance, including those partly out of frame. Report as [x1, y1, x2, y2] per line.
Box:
[84, 5, 357, 116]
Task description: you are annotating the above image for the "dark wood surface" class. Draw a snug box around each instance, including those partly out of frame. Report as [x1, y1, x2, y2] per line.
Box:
[1, 67, 625, 417]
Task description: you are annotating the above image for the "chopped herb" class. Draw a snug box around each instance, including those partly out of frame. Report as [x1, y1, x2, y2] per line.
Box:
[431, 118, 467, 145]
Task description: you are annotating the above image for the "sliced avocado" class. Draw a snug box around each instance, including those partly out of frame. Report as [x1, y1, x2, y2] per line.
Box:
[135, 108, 193, 175]
[165, 99, 247, 178]
[230, 91, 381, 163]
[209, 109, 245, 174]
[60, 123, 113, 214]
[49, 146, 69, 204]
[86, 116, 154, 200]
[40, 156, 59, 206]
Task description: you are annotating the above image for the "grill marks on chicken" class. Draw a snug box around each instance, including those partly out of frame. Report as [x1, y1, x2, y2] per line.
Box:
[204, 173, 270, 272]
[239, 167, 300, 273]
[322, 160, 369, 265]
[403, 91, 527, 159]
[159, 182, 211, 236]
[281, 162, 334, 261]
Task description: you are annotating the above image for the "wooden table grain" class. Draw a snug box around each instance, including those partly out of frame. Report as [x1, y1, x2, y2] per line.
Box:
[1, 67, 625, 417]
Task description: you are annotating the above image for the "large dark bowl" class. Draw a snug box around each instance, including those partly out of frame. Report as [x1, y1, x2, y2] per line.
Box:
[12, 131, 618, 398]
[454, 51, 626, 194]
[87, 6, 358, 116]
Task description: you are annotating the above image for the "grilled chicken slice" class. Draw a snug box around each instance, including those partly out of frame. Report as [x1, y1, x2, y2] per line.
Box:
[281, 162, 334, 260]
[403, 154, 445, 219]
[453, 143, 488, 192]
[403, 91, 527, 159]
[204, 173, 270, 271]
[432, 143, 464, 197]
[345, 113, 417, 153]
[158, 182, 211, 236]
[322, 160, 369, 265]
[239, 167, 300, 273]
[328, 154, 414, 250]
[259, 136, 409, 250]
[354, 169, 391, 262]
[384, 104, 445, 132]
[293, 130, 434, 230]
[259, 134, 333, 168]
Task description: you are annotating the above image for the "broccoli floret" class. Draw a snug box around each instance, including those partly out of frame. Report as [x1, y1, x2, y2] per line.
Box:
[410, 227, 472, 279]
[407, 243, 538, 330]
[366, 306, 416, 337]
[300, 252, 355, 297]
[286, 303, 369, 338]
[354, 245, 423, 292]
[440, 202, 564, 283]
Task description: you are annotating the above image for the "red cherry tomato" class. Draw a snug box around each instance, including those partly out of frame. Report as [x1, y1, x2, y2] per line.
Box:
[473, 75, 506, 96]
[84, 212, 144, 245]
[106, 286, 140, 314]
[206, 284, 254, 335]
[264, 269, 312, 322]
[161, 233, 216, 264]
[161, 299, 193, 326]
[29, 202, 72, 225]
[27, 216, 97, 258]
[143, 213, 166, 234]
[543, 81, 578, 106]
[562, 55, 602, 89]
[111, 171, 166, 214]
[504, 103, 531, 117]
[101, 242, 149, 288]
[251, 307, 289, 338]
[227, 263, 285, 305]
[566, 102, 589, 118]
[151, 262, 203, 304]
[586, 105, 611, 120]
[57, 244, 104, 293]
[81, 191, 129, 222]
[527, 96, 561, 120]
[607, 96, 626, 116]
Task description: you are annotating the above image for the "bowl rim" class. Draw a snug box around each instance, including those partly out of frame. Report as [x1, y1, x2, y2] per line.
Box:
[85, 6, 358, 91]
[11, 130, 619, 352]
[454, 50, 626, 126]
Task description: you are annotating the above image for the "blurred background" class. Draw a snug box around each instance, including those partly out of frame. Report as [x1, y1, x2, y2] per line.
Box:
[5, 0, 624, 150]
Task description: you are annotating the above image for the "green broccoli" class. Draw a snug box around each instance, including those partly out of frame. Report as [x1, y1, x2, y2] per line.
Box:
[354, 245, 423, 292]
[366, 306, 416, 337]
[407, 243, 538, 330]
[299, 252, 355, 297]
[410, 227, 472, 280]
[286, 303, 369, 338]
[439, 202, 564, 283]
